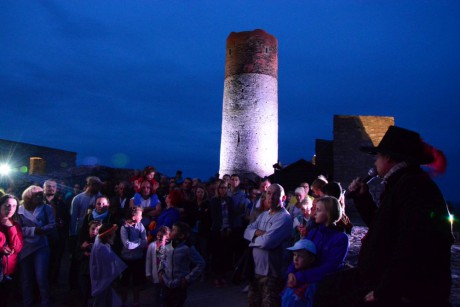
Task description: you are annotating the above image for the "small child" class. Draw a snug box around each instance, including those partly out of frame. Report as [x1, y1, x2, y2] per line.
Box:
[293, 203, 316, 241]
[120, 206, 148, 306]
[146, 225, 171, 307]
[90, 223, 127, 307]
[282, 239, 317, 307]
[77, 220, 101, 306]
[159, 221, 205, 307]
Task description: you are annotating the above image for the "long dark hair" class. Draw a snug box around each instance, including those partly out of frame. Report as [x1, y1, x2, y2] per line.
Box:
[0, 194, 20, 222]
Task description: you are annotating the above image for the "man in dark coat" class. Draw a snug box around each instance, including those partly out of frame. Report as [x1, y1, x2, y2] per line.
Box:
[209, 181, 235, 287]
[315, 126, 454, 307]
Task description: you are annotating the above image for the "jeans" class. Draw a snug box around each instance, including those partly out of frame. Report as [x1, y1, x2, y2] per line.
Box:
[20, 247, 51, 307]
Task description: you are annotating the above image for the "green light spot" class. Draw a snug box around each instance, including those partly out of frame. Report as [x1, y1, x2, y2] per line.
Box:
[111, 153, 129, 168]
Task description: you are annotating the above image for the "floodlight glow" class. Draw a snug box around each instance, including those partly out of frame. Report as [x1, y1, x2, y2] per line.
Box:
[0, 164, 11, 176]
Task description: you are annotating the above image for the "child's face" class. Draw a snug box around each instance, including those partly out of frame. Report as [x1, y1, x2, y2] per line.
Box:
[314, 201, 328, 225]
[301, 202, 312, 217]
[312, 187, 324, 198]
[132, 211, 142, 224]
[295, 193, 304, 202]
[293, 250, 315, 270]
[89, 224, 100, 238]
[146, 171, 155, 180]
[156, 232, 170, 244]
[170, 226, 184, 240]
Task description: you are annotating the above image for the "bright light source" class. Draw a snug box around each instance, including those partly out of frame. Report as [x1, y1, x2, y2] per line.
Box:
[0, 164, 11, 176]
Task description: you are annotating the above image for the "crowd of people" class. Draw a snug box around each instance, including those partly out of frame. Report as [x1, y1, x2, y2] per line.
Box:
[0, 125, 455, 307]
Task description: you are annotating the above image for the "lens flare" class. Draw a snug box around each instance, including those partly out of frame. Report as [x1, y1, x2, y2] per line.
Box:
[0, 164, 11, 176]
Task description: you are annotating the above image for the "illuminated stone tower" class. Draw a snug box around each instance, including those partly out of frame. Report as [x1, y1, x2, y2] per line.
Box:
[219, 29, 278, 179]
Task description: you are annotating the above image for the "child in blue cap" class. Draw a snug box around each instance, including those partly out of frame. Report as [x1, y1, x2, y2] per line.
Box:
[281, 239, 317, 307]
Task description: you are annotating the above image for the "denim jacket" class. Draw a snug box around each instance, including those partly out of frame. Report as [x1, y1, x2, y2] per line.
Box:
[159, 240, 205, 288]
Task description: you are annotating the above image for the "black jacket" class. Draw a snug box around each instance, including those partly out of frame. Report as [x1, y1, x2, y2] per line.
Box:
[209, 196, 235, 232]
[354, 164, 454, 302]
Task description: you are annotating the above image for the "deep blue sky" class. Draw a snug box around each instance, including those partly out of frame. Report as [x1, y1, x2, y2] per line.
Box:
[1, 1, 459, 204]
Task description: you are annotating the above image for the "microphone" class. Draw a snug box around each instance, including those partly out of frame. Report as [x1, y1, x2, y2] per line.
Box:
[361, 167, 378, 184]
[346, 167, 378, 198]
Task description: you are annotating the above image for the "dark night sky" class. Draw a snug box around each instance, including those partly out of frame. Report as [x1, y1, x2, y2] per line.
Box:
[1, 1, 459, 204]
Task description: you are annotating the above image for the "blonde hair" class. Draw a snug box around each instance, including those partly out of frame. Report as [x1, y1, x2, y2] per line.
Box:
[316, 196, 342, 225]
[130, 206, 143, 215]
[21, 185, 43, 205]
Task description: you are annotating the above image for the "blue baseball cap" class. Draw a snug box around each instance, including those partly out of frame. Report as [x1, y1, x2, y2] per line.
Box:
[286, 239, 317, 255]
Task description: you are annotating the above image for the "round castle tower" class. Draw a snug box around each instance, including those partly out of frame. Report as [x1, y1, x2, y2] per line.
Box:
[219, 29, 278, 179]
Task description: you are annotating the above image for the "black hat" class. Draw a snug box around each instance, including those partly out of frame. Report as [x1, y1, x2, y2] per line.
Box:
[360, 126, 434, 165]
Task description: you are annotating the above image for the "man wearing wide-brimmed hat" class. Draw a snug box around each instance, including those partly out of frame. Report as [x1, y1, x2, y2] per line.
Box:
[314, 126, 454, 307]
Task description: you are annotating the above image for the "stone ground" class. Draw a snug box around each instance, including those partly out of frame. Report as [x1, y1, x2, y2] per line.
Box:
[6, 226, 460, 306]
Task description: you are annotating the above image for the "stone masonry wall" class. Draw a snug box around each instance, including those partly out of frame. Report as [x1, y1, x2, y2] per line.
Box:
[333, 115, 394, 188]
